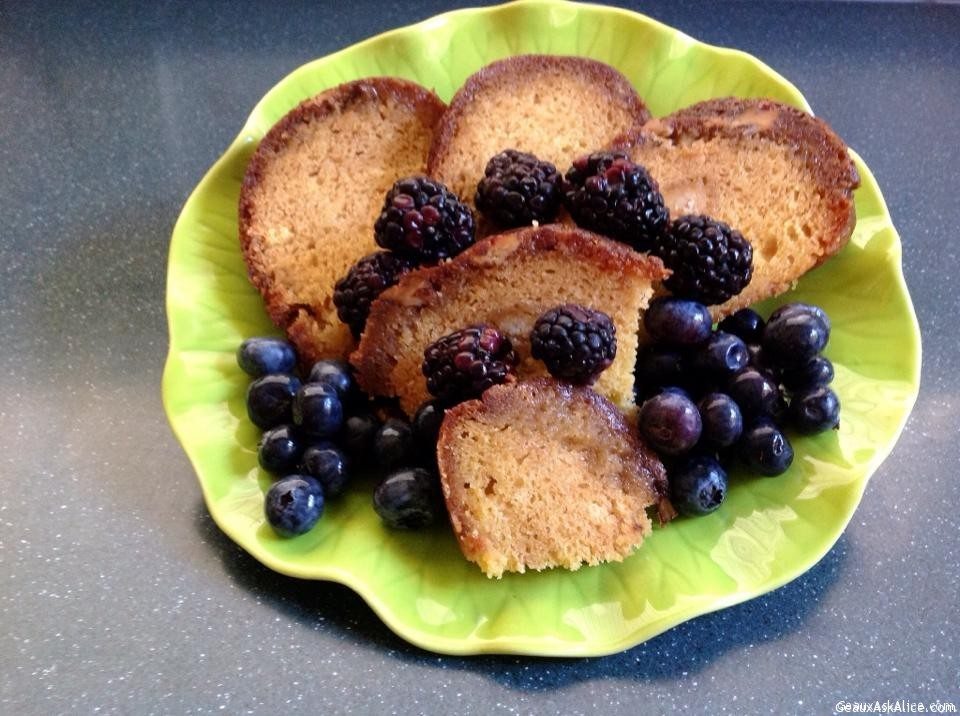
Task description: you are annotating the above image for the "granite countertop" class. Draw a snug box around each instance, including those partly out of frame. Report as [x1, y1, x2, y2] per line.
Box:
[2, 1, 958, 713]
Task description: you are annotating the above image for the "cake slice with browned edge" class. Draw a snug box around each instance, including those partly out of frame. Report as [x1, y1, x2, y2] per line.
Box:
[437, 379, 669, 578]
[427, 55, 651, 212]
[239, 78, 446, 363]
[350, 224, 668, 416]
[612, 97, 860, 316]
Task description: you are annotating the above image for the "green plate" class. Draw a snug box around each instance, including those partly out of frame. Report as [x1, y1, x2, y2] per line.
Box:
[162, 0, 921, 656]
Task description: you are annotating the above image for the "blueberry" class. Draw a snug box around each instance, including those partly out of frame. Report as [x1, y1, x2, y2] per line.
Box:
[789, 386, 840, 434]
[669, 455, 727, 515]
[246, 374, 302, 430]
[643, 297, 712, 346]
[301, 444, 350, 497]
[374, 418, 416, 470]
[292, 383, 343, 438]
[340, 412, 381, 461]
[307, 359, 355, 401]
[257, 424, 303, 475]
[768, 302, 831, 333]
[638, 391, 702, 456]
[237, 337, 296, 378]
[412, 400, 445, 452]
[264, 475, 324, 537]
[635, 345, 689, 399]
[739, 421, 794, 476]
[694, 331, 749, 377]
[373, 467, 442, 529]
[782, 355, 835, 391]
[697, 392, 743, 448]
[762, 306, 830, 368]
[727, 368, 783, 419]
[718, 308, 766, 344]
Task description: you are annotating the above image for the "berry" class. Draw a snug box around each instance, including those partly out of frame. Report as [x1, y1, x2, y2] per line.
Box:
[374, 418, 416, 471]
[789, 386, 841, 434]
[373, 467, 442, 529]
[670, 455, 728, 515]
[530, 304, 617, 385]
[475, 149, 561, 227]
[762, 306, 830, 367]
[340, 412, 380, 461]
[258, 424, 303, 475]
[307, 359, 355, 401]
[727, 368, 783, 420]
[412, 400, 445, 453]
[769, 302, 831, 334]
[718, 308, 766, 344]
[739, 421, 794, 476]
[264, 475, 324, 537]
[292, 383, 343, 438]
[374, 176, 475, 262]
[652, 215, 753, 306]
[422, 325, 518, 405]
[236, 337, 296, 378]
[635, 345, 689, 399]
[301, 444, 350, 498]
[643, 297, 712, 346]
[333, 251, 416, 338]
[246, 374, 302, 430]
[694, 331, 749, 377]
[782, 355, 835, 391]
[562, 152, 669, 250]
[638, 391, 702, 456]
[698, 393, 743, 448]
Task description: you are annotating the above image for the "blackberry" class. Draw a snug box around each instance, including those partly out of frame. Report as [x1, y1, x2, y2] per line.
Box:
[374, 176, 475, 262]
[653, 215, 753, 305]
[422, 325, 518, 405]
[333, 252, 415, 338]
[530, 304, 616, 385]
[561, 151, 669, 251]
[475, 149, 561, 228]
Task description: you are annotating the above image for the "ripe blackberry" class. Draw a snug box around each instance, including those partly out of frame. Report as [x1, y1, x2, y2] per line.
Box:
[561, 151, 669, 251]
[333, 251, 416, 338]
[374, 176, 475, 262]
[475, 149, 561, 228]
[422, 325, 518, 405]
[652, 215, 753, 305]
[530, 304, 617, 385]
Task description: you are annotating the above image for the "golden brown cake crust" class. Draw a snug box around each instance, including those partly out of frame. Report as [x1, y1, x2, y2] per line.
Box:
[238, 77, 446, 363]
[349, 224, 667, 412]
[437, 378, 670, 577]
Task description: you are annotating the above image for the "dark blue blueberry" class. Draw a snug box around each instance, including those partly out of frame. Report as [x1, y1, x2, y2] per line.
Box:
[718, 308, 766, 344]
[694, 331, 749, 377]
[789, 386, 841, 434]
[782, 355, 835, 391]
[264, 475, 324, 537]
[412, 400, 445, 452]
[727, 368, 783, 419]
[292, 383, 343, 438]
[301, 445, 350, 497]
[638, 391, 702, 456]
[762, 305, 830, 368]
[768, 302, 831, 334]
[669, 455, 728, 515]
[374, 418, 416, 470]
[236, 337, 296, 378]
[643, 297, 713, 346]
[739, 421, 794, 476]
[307, 359, 355, 401]
[257, 424, 303, 475]
[373, 467, 442, 529]
[635, 344, 688, 398]
[246, 374, 302, 430]
[340, 412, 381, 462]
[698, 392, 743, 448]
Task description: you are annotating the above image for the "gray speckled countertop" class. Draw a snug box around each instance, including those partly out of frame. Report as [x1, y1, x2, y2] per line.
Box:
[2, 1, 958, 713]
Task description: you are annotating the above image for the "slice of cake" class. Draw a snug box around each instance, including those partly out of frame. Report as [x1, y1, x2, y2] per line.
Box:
[437, 379, 669, 578]
[239, 77, 446, 363]
[350, 224, 668, 416]
[612, 97, 860, 316]
[427, 55, 651, 210]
